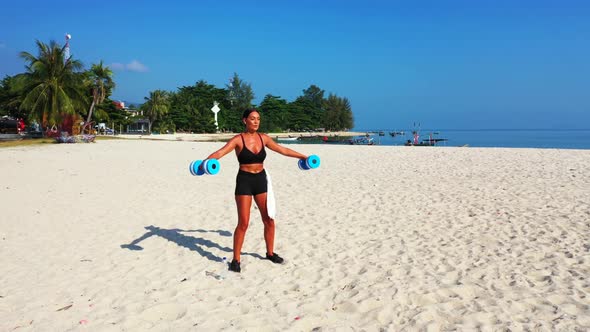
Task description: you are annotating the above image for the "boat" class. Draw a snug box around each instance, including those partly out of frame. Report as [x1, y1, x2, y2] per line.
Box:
[276, 136, 298, 142]
[295, 135, 350, 144]
[389, 131, 405, 137]
[404, 130, 448, 146]
[349, 136, 376, 145]
[296, 135, 326, 143]
[366, 130, 385, 136]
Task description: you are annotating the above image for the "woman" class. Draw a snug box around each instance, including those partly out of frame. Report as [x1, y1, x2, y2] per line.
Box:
[203, 108, 308, 273]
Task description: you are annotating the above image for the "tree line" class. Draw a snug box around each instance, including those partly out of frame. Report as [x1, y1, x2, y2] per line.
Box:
[0, 39, 354, 134]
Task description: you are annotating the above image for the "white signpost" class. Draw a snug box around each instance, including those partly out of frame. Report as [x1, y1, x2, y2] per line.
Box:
[211, 101, 220, 132]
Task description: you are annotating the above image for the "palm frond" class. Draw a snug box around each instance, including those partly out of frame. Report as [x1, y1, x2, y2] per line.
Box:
[18, 40, 87, 125]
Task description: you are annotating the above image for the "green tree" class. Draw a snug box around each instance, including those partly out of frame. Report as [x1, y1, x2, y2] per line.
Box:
[18, 40, 86, 126]
[293, 85, 326, 129]
[301, 84, 325, 109]
[85, 61, 115, 124]
[287, 99, 314, 131]
[142, 90, 170, 133]
[0, 74, 27, 119]
[167, 100, 193, 132]
[190, 81, 226, 133]
[339, 97, 354, 130]
[258, 94, 288, 132]
[323, 94, 353, 131]
[167, 80, 228, 133]
[154, 118, 176, 134]
[227, 73, 254, 111]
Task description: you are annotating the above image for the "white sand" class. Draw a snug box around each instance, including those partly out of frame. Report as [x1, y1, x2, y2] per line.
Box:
[1, 140, 589, 331]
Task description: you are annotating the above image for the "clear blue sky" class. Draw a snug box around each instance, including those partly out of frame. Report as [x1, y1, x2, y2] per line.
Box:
[1, 0, 589, 130]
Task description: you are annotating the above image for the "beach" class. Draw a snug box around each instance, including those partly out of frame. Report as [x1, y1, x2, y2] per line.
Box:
[1, 139, 589, 331]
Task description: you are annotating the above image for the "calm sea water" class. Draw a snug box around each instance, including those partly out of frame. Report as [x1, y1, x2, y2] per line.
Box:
[283, 129, 590, 150]
[362, 129, 590, 149]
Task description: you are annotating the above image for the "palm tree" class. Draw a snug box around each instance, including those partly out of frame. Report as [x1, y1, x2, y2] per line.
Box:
[18, 40, 86, 127]
[142, 90, 169, 133]
[86, 61, 115, 124]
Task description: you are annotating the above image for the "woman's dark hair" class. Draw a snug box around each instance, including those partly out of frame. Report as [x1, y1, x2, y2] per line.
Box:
[242, 108, 259, 119]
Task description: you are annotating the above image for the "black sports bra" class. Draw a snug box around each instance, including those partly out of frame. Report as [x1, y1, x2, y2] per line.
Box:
[237, 133, 266, 165]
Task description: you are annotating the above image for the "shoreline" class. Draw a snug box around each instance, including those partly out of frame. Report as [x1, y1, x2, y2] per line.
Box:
[116, 131, 366, 142]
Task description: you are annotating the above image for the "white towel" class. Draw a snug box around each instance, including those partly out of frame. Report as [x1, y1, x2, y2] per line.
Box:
[266, 170, 276, 219]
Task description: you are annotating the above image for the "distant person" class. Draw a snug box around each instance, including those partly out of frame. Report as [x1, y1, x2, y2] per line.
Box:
[18, 118, 25, 133]
[201, 108, 308, 273]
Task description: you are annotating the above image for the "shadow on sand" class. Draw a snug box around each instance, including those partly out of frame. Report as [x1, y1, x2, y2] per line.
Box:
[120, 225, 264, 262]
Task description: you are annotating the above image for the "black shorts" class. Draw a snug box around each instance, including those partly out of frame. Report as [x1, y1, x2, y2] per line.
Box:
[235, 169, 268, 196]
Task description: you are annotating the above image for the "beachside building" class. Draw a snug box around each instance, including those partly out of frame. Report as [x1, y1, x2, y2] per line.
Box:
[113, 100, 126, 110]
[126, 119, 150, 134]
[114, 100, 142, 116]
[113, 100, 147, 133]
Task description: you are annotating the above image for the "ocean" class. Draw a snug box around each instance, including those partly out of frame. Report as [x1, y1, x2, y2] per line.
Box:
[354, 129, 590, 150]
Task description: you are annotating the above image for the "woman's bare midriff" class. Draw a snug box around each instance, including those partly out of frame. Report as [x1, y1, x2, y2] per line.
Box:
[239, 163, 264, 173]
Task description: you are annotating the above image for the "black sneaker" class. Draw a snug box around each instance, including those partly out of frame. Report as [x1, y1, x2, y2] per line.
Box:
[266, 252, 284, 264]
[229, 259, 241, 273]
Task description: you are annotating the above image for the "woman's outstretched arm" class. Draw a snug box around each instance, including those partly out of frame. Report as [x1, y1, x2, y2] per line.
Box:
[263, 134, 307, 159]
[204, 135, 240, 160]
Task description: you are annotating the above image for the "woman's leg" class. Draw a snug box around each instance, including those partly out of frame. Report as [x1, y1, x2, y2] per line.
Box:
[253, 193, 275, 256]
[234, 195, 252, 262]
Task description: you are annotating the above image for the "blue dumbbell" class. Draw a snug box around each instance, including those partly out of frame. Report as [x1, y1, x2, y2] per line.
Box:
[189, 159, 220, 176]
[298, 155, 321, 170]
